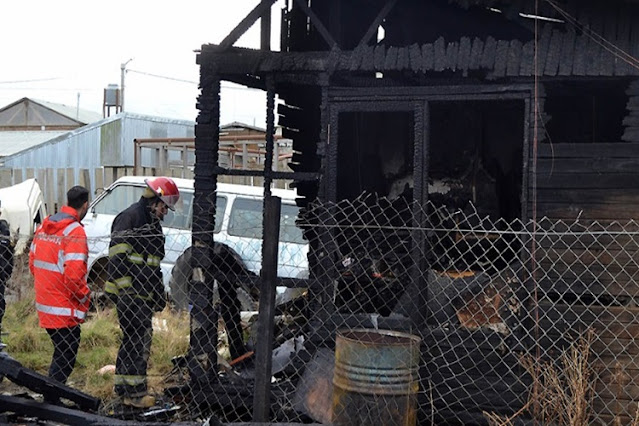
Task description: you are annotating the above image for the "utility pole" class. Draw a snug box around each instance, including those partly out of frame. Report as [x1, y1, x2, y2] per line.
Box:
[120, 58, 133, 111]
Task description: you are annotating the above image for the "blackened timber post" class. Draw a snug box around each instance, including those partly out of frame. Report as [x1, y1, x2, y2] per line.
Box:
[189, 76, 221, 398]
[252, 195, 281, 422]
[253, 77, 279, 422]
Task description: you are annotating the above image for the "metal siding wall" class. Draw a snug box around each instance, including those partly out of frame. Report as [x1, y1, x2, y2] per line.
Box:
[1, 114, 194, 200]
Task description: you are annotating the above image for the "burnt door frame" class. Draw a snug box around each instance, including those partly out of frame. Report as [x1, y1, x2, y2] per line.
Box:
[326, 84, 533, 221]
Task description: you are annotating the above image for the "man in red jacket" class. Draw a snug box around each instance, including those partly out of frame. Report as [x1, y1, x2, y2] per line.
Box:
[29, 186, 90, 388]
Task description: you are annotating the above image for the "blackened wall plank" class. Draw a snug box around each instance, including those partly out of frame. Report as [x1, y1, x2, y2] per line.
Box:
[434, 36, 447, 71]
[572, 33, 589, 76]
[506, 39, 522, 77]
[422, 43, 434, 71]
[520, 39, 534, 76]
[374, 44, 386, 70]
[446, 41, 459, 72]
[385, 45, 398, 69]
[481, 36, 497, 70]
[558, 28, 576, 76]
[408, 43, 422, 71]
[469, 37, 484, 70]
[585, 3, 604, 76]
[458, 36, 471, 74]
[493, 39, 509, 77]
[544, 29, 563, 76]
[535, 23, 552, 76]
[600, 6, 618, 76]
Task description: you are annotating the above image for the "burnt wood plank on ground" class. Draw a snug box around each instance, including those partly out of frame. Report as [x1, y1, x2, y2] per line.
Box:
[0, 395, 130, 426]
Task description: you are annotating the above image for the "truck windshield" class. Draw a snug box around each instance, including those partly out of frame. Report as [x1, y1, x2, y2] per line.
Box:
[93, 184, 196, 230]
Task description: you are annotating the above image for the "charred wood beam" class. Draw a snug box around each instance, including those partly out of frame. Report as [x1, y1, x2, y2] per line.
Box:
[212, 166, 319, 181]
[219, 74, 266, 91]
[261, 4, 271, 51]
[253, 78, 279, 421]
[355, 0, 399, 50]
[0, 395, 126, 426]
[0, 353, 100, 411]
[292, 0, 338, 50]
[219, 0, 278, 50]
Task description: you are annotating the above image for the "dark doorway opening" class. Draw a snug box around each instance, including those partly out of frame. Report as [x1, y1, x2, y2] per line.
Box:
[336, 111, 415, 201]
[429, 99, 525, 222]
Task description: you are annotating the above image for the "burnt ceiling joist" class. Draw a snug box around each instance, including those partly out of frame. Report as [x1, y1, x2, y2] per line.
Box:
[355, 0, 399, 49]
[218, 0, 278, 50]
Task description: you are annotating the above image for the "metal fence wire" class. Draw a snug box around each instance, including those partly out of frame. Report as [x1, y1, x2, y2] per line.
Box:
[4, 193, 639, 425]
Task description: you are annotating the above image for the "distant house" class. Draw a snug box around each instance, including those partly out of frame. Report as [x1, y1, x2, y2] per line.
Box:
[0, 97, 103, 159]
[0, 97, 194, 209]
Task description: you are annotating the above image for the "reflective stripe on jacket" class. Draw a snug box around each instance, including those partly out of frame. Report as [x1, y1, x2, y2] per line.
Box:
[29, 205, 90, 329]
[105, 197, 165, 300]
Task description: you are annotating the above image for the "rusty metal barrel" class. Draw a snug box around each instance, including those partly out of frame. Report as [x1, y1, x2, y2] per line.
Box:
[332, 328, 421, 426]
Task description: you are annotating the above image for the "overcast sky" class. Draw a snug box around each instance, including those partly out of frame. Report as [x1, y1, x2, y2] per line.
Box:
[0, 1, 284, 126]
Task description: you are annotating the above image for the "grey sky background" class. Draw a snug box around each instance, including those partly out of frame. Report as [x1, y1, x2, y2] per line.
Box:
[0, 1, 283, 126]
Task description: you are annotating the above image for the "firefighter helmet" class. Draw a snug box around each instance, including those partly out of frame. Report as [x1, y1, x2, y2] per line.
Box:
[145, 177, 180, 210]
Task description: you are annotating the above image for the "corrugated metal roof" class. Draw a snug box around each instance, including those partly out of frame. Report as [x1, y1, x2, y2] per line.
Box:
[31, 98, 103, 125]
[0, 130, 69, 157]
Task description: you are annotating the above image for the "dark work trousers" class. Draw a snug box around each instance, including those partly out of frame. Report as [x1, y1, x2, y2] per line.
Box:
[218, 278, 245, 360]
[0, 281, 5, 339]
[114, 295, 153, 397]
[46, 326, 82, 384]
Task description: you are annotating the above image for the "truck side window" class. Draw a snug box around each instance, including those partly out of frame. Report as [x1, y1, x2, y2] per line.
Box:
[228, 197, 304, 244]
[214, 196, 227, 233]
[163, 191, 194, 229]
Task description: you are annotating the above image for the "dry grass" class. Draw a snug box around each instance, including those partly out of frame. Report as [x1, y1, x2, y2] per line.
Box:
[2, 291, 190, 401]
[484, 329, 596, 426]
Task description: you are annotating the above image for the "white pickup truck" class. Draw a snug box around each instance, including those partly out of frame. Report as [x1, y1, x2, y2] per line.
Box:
[0, 179, 47, 254]
[81, 176, 309, 309]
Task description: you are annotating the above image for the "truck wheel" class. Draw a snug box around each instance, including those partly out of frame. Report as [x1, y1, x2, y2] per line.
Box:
[170, 247, 257, 312]
[169, 249, 192, 312]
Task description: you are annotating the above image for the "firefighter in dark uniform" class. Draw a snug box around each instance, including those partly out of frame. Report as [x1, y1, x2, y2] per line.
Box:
[0, 203, 14, 345]
[105, 177, 179, 408]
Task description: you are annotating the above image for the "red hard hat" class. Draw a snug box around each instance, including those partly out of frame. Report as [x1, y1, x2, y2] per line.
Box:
[145, 177, 180, 210]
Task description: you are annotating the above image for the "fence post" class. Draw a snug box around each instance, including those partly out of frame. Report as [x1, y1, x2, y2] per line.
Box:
[253, 195, 281, 422]
[79, 169, 90, 194]
[56, 168, 65, 211]
[94, 168, 104, 194]
[45, 169, 55, 213]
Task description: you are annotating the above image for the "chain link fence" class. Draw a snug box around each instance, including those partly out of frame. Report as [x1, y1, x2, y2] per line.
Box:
[2, 192, 639, 425]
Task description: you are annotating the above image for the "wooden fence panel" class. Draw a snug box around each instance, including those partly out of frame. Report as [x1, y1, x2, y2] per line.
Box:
[0, 170, 12, 189]
[12, 169, 22, 184]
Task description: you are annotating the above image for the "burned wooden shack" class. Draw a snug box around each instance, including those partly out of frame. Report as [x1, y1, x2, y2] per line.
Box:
[191, 0, 639, 424]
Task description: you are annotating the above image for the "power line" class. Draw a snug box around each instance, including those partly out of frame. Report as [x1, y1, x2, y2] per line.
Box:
[127, 69, 198, 84]
[126, 68, 264, 92]
[0, 77, 60, 84]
